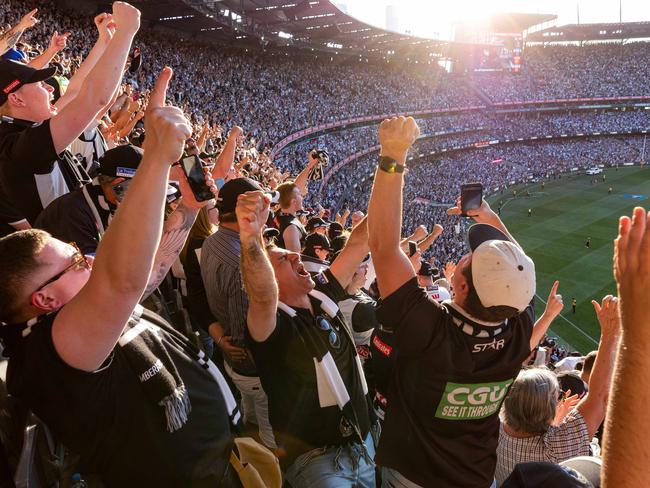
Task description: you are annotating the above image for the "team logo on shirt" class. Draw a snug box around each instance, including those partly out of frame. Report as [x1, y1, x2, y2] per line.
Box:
[434, 379, 514, 421]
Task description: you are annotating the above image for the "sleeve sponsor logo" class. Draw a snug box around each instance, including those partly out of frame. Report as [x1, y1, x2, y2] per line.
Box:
[372, 335, 392, 357]
[435, 379, 513, 421]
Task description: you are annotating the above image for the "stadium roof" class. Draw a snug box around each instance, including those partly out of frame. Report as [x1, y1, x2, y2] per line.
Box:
[527, 21, 650, 43]
[120, 0, 452, 59]
[481, 12, 557, 34]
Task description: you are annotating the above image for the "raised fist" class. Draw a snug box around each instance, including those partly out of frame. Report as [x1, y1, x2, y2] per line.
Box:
[94, 13, 115, 40]
[229, 125, 243, 139]
[378, 116, 420, 161]
[143, 68, 192, 164]
[112, 2, 141, 35]
[236, 191, 271, 239]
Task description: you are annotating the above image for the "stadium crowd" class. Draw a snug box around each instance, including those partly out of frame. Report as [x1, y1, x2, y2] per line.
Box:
[0, 1, 648, 487]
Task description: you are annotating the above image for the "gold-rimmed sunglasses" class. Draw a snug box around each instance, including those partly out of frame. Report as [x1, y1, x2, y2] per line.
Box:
[35, 242, 91, 292]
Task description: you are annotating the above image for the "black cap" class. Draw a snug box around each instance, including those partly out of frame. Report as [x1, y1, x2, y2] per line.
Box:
[307, 217, 330, 232]
[501, 460, 598, 488]
[216, 177, 263, 214]
[98, 144, 144, 178]
[0, 60, 56, 104]
[418, 260, 434, 277]
[303, 233, 330, 258]
[263, 227, 280, 241]
[329, 221, 344, 240]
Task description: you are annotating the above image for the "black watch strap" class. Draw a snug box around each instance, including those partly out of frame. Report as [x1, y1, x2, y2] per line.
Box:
[378, 156, 404, 174]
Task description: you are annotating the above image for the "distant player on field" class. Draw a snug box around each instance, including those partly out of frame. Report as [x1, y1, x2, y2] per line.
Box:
[585, 237, 591, 248]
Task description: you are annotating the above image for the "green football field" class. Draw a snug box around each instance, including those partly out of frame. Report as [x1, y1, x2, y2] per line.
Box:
[487, 165, 650, 353]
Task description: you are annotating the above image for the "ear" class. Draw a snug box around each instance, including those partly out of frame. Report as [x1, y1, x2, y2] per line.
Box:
[31, 289, 63, 313]
[7, 91, 26, 109]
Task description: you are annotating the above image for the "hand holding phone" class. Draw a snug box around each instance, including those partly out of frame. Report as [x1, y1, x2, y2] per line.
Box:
[408, 240, 418, 257]
[460, 183, 483, 217]
[180, 154, 214, 202]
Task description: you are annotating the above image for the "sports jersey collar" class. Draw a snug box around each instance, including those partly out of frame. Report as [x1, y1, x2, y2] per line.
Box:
[444, 300, 507, 338]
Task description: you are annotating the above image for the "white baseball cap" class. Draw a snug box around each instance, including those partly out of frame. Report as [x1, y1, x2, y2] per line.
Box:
[468, 224, 536, 312]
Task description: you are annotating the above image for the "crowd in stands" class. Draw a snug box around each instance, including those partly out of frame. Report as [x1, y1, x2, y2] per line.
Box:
[474, 43, 650, 102]
[0, 1, 648, 487]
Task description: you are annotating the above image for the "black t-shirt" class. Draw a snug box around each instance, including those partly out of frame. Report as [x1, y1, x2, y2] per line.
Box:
[376, 278, 533, 488]
[0, 186, 24, 238]
[247, 269, 371, 466]
[4, 309, 233, 488]
[0, 117, 89, 224]
[34, 186, 103, 255]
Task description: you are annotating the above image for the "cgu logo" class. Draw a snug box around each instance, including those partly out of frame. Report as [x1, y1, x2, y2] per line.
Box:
[435, 379, 514, 420]
[448, 383, 510, 406]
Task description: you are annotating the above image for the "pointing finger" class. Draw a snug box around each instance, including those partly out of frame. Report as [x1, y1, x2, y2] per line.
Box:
[148, 67, 173, 110]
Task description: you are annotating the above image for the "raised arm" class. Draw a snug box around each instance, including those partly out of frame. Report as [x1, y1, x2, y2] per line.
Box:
[529, 280, 563, 350]
[417, 224, 443, 252]
[0, 9, 38, 56]
[448, 198, 521, 249]
[602, 207, 650, 488]
[55, 13, 114, 109]
[577, 295, 621, 438]
[237, 191, 278, 343]
[52, 68, 191, 372]
[367, 116, 420, 298]
[293, 152, 319, 196]
[330, 216, 369, 289]
[50, 3, 139, 154]
[215, 126, 242, 179]
[28, 31, 70, 69]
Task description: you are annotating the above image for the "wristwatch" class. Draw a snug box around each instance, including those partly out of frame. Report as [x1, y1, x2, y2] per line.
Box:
[378, 156, 404, 174]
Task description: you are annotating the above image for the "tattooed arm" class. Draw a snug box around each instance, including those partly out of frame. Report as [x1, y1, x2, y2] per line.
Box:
[0, 9, 39, 56]
[141, 201, 199, 300]
[237, 192, 278, 342]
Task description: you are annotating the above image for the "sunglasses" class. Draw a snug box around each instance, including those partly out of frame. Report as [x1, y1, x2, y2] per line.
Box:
[35, 243, 91, 292]
[316, 315, 340, 349]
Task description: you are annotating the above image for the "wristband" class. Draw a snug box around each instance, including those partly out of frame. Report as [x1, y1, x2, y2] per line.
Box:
[378, 156, 404, 174]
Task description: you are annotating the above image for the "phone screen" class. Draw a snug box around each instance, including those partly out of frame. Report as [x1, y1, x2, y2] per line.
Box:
[408, 241, 417, 257]
[180, 155, 214, 202]
[461, 183, 483, 216]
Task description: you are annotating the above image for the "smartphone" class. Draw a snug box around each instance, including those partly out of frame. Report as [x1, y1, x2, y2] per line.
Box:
[460, 183, 483, 217]
[180, 155, 214, 202]
[408, 241, 417, 257]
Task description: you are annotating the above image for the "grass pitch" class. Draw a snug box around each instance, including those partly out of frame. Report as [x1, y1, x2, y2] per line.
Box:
[488, 165, 650, 353]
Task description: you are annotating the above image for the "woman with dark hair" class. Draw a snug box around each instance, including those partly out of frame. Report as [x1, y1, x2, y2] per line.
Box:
[495, 295, 621, 484]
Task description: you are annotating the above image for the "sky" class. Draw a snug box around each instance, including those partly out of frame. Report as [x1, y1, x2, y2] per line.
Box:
[334, 0, 650, 40]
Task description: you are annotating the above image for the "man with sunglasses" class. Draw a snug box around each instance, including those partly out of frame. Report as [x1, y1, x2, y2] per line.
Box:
[237, 191, 376, 487]
[0, 68, 242, 487]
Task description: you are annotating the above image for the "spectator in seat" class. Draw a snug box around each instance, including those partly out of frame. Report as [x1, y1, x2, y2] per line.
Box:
[0, 6, 136, 223]
[301, 232, 331, 275]
[238, 191, 376, 487]
[366, 116, 561, 488]
[201, 174, 277, 451]
[273, 153, 319, 252]
[0, 68, 241, 487]
[495, 296, 620, 484]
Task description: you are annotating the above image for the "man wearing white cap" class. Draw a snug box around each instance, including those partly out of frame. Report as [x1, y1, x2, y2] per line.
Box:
[367, 116, 547, 488]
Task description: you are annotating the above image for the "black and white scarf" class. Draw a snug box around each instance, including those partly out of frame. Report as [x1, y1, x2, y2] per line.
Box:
[277, 290, 369, 445]
[118, 305, 240, 432]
